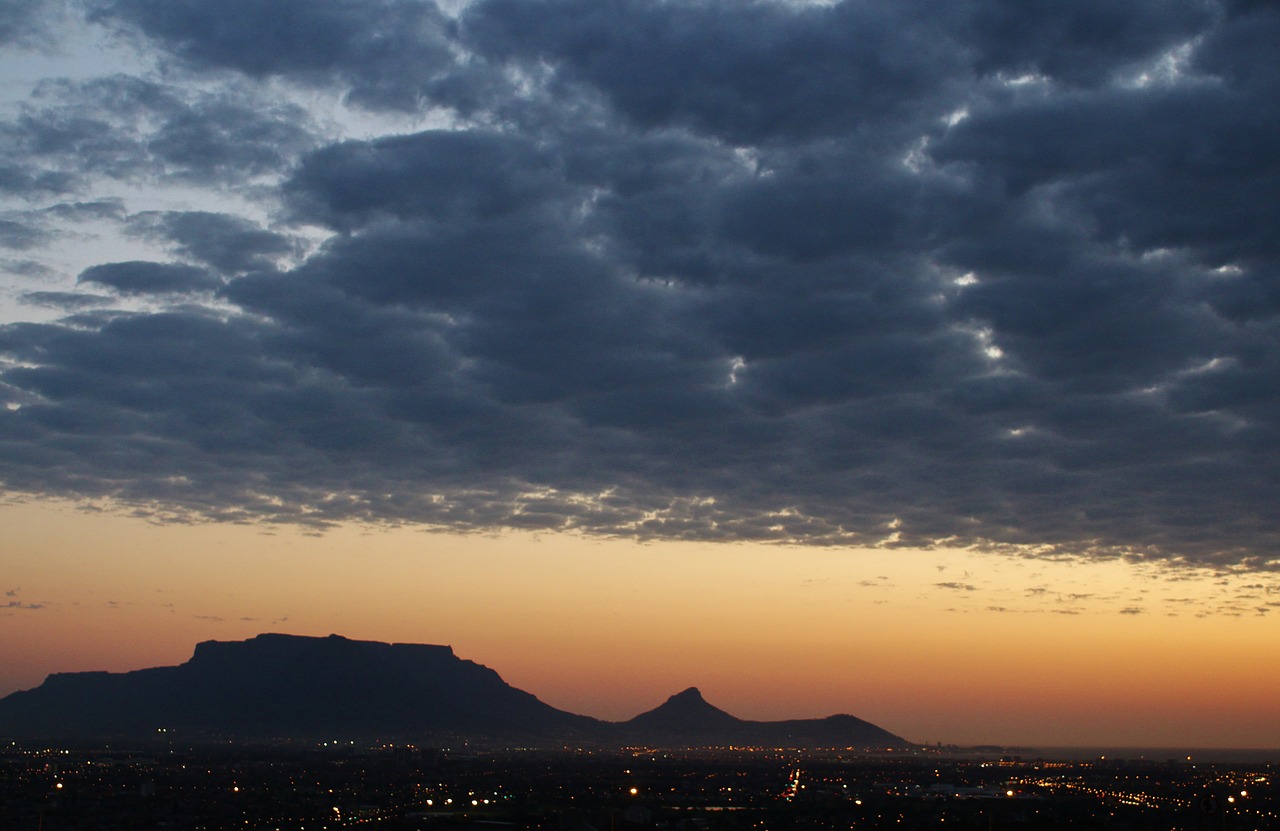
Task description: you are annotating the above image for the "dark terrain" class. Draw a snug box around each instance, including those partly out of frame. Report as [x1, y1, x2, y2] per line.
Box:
[0, 633, 907, 747]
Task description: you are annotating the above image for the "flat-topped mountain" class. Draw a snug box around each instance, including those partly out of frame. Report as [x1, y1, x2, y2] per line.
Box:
[0, 634, 910, 748]
[0, 634, 594, 739]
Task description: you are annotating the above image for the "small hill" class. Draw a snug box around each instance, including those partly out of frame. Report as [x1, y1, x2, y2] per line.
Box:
[624, 687, 742, 734]
[618, 686, 908, 748]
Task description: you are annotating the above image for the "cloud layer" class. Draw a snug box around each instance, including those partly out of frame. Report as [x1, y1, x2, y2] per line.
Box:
[2, 0, 1278, 569]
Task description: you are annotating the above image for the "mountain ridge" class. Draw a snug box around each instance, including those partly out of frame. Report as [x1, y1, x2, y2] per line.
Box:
[0, 633, 911, 748]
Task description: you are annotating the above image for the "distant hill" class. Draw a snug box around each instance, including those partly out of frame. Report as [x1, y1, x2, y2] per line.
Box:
[625, 687, 744, 734]
[0, 634, 910, 748]
[618, 686, 906, 748]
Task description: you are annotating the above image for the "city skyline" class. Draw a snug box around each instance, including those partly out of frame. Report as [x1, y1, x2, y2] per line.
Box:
[2, 0, 1279, 750]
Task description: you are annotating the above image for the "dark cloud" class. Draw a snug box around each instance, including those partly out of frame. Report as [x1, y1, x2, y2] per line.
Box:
[42, 199, 128, 222]
[1, 600, 44, 610]
[2, 259, 55, 279]
[85, 0, 457, 110]
[0, 200, 124, 258]
[460, 0, 961, 143]
[126, 212, 295, 274]
[0, 74, 317, 192]
[18, 291, 113, 310]
[0, 0, 1278, 569]
[1, 588, 43, 611]
[958, 1, 1215, 87]
[284, 130, 573, 232]
[0, 219, 51, 250]
[0, 0, 56, 47]
[0, 164, 76, 198]
[78, 261, 221, 295]
[458, 0, 1215, 141]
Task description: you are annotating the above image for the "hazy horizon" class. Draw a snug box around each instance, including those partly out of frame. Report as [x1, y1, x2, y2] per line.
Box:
[7, 623, 1280, 756]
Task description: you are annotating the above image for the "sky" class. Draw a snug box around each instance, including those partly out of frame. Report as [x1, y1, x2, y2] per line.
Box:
[1, 0, 1278, 749]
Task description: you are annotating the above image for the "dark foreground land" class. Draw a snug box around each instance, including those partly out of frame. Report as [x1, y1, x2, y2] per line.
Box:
[2, 740, 1276, 831]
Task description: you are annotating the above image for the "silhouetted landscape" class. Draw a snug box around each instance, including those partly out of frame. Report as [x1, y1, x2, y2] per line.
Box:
[3, 1, 1280, 827]
[3, 636, 1277, 831]
[0, 634, 908, 748]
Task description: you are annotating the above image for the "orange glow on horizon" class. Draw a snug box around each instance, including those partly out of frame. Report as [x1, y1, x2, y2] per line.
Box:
[1, 499, 1278, 749]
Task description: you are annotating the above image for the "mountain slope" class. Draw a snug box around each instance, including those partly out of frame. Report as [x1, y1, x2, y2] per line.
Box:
[0, 633, 594, 739]
[618, 687, 907, 748]
[624, 687, 742, 733]
[0, 634, 910, 747]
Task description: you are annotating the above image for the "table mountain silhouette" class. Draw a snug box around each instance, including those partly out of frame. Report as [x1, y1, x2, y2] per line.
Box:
[0, 633, 593, 739]
[0, 634, 910, 747]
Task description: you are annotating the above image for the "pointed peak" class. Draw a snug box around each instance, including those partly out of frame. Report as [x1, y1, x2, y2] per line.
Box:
[625, 685, 741, 729]
[669, 687, 704, 702]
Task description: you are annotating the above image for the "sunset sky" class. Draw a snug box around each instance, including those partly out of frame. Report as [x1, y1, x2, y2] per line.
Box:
[2, 0, 1279, 749]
